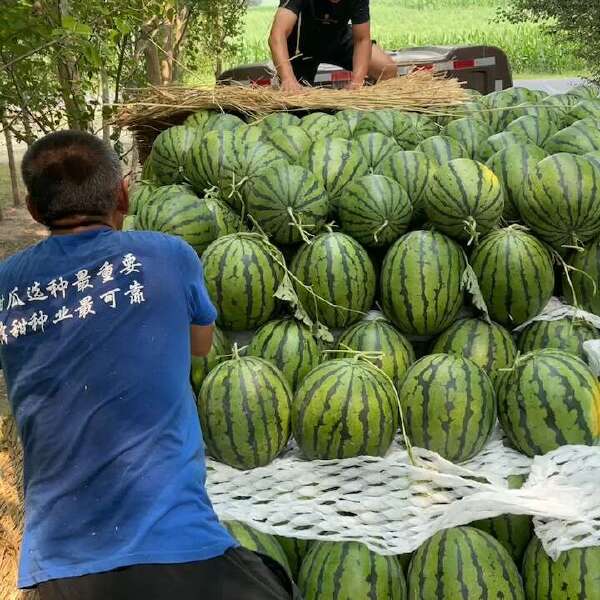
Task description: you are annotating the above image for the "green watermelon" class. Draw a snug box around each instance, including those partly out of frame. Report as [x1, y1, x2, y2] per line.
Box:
[509, 102, 562, 128]
[191, 327, 230, 394]
[477, 132, 524, 162]
[257, 112, 301, 131]
[405, 112, 439, 144]
[275, 536, 312, 580]
[302, 138, 368, 204]
[224, 521, 291, 575]
[398, 354, 495, 462]
[299, 541, 406, 600]
[140, 156, 158, 183]
[336, 109, 362, 135]
[471, 474, 533, 566]
[201, 112, 245, 134]
[335, 318, 415, 387]
[135, 183, 192, 228]
[265, 126, 313, 163]
[497, 349, 600, 456]
[470, 227, 554, 327]
[518, 318, 599, 362]
[424, 158, 504, 242]
[232, 123, 265, 146]
[381, 230, 466, 336]
[431, 318, 517, 387]
[568, 83, 600, 100]
[522, 536, 600, 599]
[184, 109, 218, 130]
[505, 115, 556, 147]
[291, 232, 376, 329]
[203, 233, 283, 331]
[301, 112, 350, 139]
[442, 117, 494, 159]
[121, 215, 136, 231]
[245, 163, 328, 245]
[354, 110, 413, 147]
[136, 186, 241, 254]
[519, 153, 600, 250]
[415, 135, 469, 164]
[355, 132, 397, 171]
[483, 87, 544, 129]
[485, 143, 548, 222]
[545, 117, 600, 154]
[148, 126, 198, 185]
[563, 100, 600, 125]
[542, 93, 580, 119]
[247, 318, 321, 392]
[564, 238, 600, 313]
[337, 174, 412, 247]
[408, 527, 525, 599]
[198, 356, 292, 469]
[293, 358, 398, 459]
[374, 150, 436, 222]
[586, 149, 600, 169]
[128, 182, 157, 215]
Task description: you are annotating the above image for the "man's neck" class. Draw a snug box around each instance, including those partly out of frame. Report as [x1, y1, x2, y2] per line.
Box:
[48, 216, 115, 236]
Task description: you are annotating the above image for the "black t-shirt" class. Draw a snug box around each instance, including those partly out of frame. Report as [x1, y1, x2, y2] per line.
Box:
[280, 0, 370, 32]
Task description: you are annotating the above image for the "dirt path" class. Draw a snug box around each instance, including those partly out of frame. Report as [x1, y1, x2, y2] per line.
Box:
[0, 208, 47, 415]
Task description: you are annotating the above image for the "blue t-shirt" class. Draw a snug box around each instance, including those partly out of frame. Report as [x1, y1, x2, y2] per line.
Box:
[0, 228, 236, 588]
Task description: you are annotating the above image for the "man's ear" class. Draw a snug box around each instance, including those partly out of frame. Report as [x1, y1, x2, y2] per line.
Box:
[26, 195, 46, 226]
[117, 178, 129, 214]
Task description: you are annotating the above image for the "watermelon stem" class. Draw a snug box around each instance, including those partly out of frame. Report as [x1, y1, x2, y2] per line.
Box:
[286, 207, 315, 245]
[462, 216, 480, 247]
[372, 220, 389, 245]
[551, 247, 598, 310]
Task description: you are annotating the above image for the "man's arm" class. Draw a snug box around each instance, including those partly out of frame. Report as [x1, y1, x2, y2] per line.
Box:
[269, 8, 302, 93]
[350, 22, 372, 90]
[191, 324, 214, 358]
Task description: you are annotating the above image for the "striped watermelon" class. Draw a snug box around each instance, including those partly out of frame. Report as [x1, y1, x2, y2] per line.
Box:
[299, 541, 406, 600]
[415, 135, 469, 164]
[471, 474, 533, 566]
[247, 318, 321, 392]
[484, 86, 545, 107]
[424, 158, 504, 242]
[291, 232, 376, 329]
[232, 124, 265, 146]
[518, 318, 599, 362]
[245, 163, 329, 245]
[431, 318, 517, 387]
[201, 112, 245, 134]
[148, 126, 198, 185]
[405, 112, 439, 145]
[563, 100, 600, 125]
[265, 126, 313, 163]
[184, 109, 217, 130]
[485, 143, 548, 222]
[276, 536, 312, 580]
[586, 149, 600, 169]
[301, 112, 351, 140]
[198, 356, 292, 469]
[519, 153, 600, 250]
[398, 354, 496, 462]
[136, 186, 241, 254]
[293, 359, 398, 459]
[335, 318, 415, 387]
[470, 227, 554, 327]
[257, 112, 301, 131]
[497, 349, 600, 456]
[224, 521, 291, 575]
[203, 233, 283, 331]
[509, 102, 562, 128]
[523, 536, 600, 599]
[135, 184, 192, 228]
[569, 83, 600, 100]
[545, 118, 600, 154]
[564, 238, 600, 314]
[542, 93, 580, 118]
[442, 116, 494, 159]
[354, 110, 413, 147]
[337, 174, 412, 247]
[191, 327, 230, 394]
[121, 215, 136, 231]
[141, 156, 157, 183]
[336, 109, 362, 135]
[374, 150, 436, 222]
[408, 527, 525, 599]
[477, 132, 524, 162]
[381, 230, 466, 336]
[355, 132, 398, 171]
[302, 138, 368, 204]
[505, 115, 556, 147]
[128, 182, 157, 215]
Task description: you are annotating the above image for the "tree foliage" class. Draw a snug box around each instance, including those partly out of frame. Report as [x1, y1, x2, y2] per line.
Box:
[501, 0, 600, 81]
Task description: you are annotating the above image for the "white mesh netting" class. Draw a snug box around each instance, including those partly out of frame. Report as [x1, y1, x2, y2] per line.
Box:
[206, 429, 600, 561]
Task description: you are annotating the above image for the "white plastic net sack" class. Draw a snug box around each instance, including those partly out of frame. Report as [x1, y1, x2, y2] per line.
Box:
[207, 434, 600, 560]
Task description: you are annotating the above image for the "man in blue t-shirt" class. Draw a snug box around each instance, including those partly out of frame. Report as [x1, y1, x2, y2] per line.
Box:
[0, 131, 295, 599]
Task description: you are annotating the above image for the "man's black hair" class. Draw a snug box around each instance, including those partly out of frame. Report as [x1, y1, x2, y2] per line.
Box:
[21, 130, 122, 226]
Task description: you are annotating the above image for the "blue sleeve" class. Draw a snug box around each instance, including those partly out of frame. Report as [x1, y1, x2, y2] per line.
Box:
[177, 241, 217, 326]
[352, 0, 370, 24]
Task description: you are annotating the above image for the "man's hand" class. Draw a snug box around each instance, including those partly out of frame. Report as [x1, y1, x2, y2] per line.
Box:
[280, 77, 303, 94]
[347, 79, 364, 91]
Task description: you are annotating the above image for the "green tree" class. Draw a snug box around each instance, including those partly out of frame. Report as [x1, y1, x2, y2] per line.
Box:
[501, 1, 600, 81]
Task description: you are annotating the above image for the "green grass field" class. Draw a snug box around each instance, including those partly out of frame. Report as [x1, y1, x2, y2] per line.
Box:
[231, 0, 583, 78]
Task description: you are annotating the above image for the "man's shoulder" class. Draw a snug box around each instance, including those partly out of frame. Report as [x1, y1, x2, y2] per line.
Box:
[116, 231, 191, 256]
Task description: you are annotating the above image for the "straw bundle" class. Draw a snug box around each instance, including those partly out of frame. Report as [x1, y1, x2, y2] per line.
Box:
[0, 417, 38, 600]
[116, 71, 468, 161]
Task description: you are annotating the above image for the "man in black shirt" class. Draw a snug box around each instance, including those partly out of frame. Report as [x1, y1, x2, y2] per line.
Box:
[269, 0, 396, 92]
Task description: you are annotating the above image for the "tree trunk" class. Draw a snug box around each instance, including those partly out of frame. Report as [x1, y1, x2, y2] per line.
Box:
[101, 68, 111, 143]
[1, 113, 22, 208]
[18, 102, 35, 146]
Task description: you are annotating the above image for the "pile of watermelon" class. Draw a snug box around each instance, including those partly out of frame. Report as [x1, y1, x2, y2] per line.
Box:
[129, 83, 600, 599]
